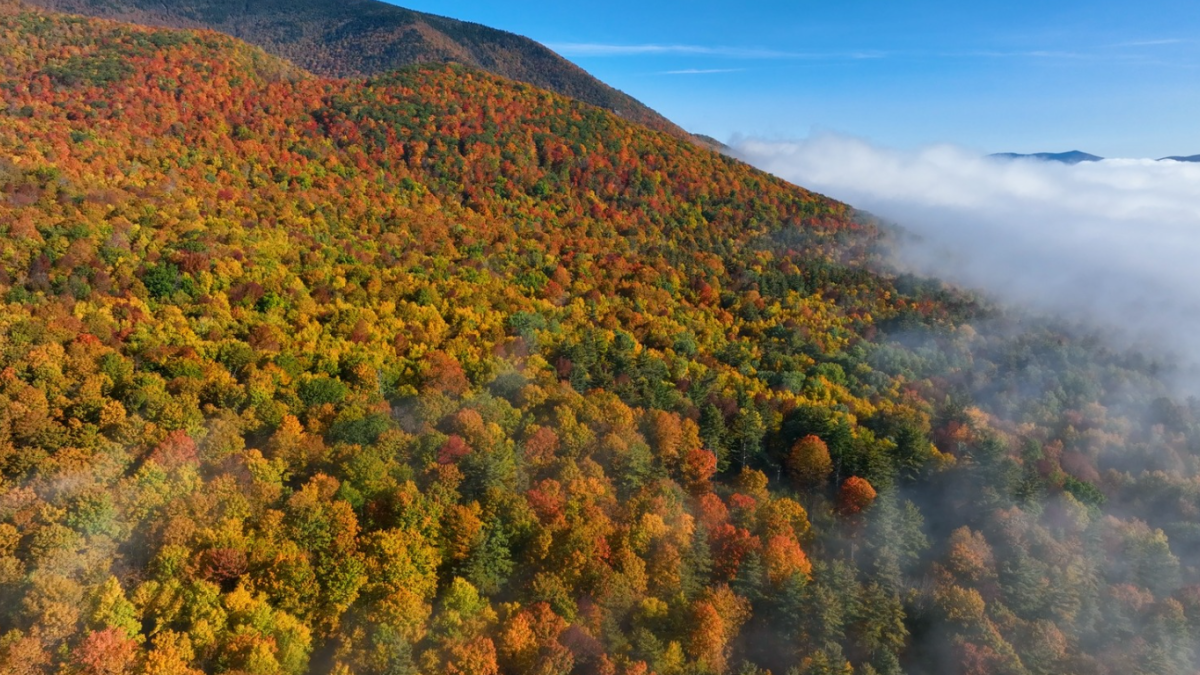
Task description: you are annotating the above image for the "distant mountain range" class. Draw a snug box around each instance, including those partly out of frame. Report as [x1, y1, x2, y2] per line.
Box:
[989, 151, 1103, 164]
[991, 150, 1200, 163]
[23, 0, 690, 139]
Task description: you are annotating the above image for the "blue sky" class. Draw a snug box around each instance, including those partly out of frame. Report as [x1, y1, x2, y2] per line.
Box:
[388, 0, 1199, 157]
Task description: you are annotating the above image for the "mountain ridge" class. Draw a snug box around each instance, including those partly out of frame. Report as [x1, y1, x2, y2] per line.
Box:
[992, 150, 1200, 163]
[989, 150, 1103, 164]
[20, 0, 692, 139]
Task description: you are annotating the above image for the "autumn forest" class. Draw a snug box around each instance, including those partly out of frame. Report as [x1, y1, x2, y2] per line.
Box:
[0, 3, 1197, 675]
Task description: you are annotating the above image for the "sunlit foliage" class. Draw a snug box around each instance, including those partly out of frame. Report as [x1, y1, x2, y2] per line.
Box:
[0, 4, 1197, 675]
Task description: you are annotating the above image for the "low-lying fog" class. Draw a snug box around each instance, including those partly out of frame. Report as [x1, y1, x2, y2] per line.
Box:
[735, 134, 1200, 389]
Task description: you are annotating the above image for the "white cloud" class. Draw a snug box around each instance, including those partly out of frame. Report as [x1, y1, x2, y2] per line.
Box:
[547, 43, 782, 57]
[546, 42, 886, 60]
[733, 134, 1200, 384]
[1112, 38, 1186, 47]
[958, 49, 1089, 59]
[659, 68, 745, 75]
[549, 41, 1195, 67]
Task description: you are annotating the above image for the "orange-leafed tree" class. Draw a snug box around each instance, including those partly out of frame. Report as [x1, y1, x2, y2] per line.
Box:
[786, 435, 833, 490]
[73, 628, 138, 675]
[838, 476, 877, 516]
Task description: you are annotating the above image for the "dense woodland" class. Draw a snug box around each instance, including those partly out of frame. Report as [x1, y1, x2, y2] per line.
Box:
[21, 0, 690, 140]
[0, 3, 1197, 674]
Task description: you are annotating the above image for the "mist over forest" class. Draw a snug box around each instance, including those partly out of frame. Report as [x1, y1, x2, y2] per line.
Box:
[0, 2, 1197, 675]
[736, 134, 1200, 391]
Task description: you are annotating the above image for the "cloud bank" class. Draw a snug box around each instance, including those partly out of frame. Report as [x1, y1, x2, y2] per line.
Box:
[733, 134, 1200, 383]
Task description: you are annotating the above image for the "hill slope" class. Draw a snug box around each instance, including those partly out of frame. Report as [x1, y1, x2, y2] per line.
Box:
[0, 4, 1198, 675]
[20, 0, 689, 138]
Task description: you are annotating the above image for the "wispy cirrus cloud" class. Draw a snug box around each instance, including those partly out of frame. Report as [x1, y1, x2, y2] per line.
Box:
[549, 41, 1195, 66]
[1111, 38, 1187, 47]
[931, 49, 1197, 67]
[546, 42, 886, 60]
[659, 68, 745, 75]
[546, 43, 789, 57]
[960, 49, 1090, 58]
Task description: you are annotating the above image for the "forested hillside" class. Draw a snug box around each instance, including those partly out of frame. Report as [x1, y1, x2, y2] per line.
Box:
[0, 3, 1197, 674]
[21, 0, 689, 139]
